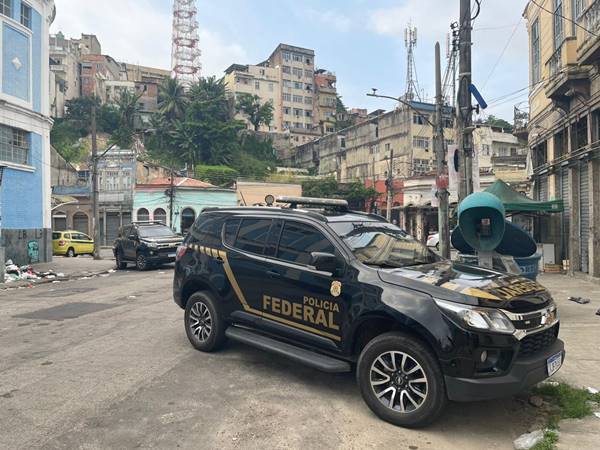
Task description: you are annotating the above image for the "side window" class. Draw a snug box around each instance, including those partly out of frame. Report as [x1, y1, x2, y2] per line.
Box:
[277, 221, 336, 265]
[190, 214, 224, 247]
[264, 220, 283, 257]
[234, 218, 272, 254]
[72, 233, 83, 240]
[64, 233, 71, 239]
[223, 218, 241, 246]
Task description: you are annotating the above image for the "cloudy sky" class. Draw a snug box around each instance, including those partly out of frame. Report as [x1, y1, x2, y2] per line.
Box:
[51, 0, 530, 121]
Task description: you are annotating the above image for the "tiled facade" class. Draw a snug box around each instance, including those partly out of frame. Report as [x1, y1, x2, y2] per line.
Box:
[0, 0, 55, 266]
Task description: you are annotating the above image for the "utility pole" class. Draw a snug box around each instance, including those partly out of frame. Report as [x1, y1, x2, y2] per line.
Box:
[386, 148, 394, 222]
[91, 104, 101, 260]
[168, 166, 175, 230]
[434, 42, 451, 258]
[458, 0, 474, 201]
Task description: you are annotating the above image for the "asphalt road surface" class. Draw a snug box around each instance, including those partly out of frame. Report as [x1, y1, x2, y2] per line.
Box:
[0, 266, 548, 450]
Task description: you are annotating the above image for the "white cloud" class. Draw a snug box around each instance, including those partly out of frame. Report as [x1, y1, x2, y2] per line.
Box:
[51, 0, 246, 76]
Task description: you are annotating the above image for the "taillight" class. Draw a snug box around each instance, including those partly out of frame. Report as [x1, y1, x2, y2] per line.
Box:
[58, 240, 66, 247]
[176, 245, 187, 261]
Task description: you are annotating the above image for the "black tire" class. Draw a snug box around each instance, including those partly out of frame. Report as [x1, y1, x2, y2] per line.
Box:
[357, 332, 446, 428]
[66, 247, 75, 258]
[115, 250, 127, 270]
[184, 291, 227, 352]
[435, 242, 439, 251]
[135, 253, 148, 271]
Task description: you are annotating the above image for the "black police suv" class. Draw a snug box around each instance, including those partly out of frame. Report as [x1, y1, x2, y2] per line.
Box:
[113, 221, 183, 270]
[173, 197, 564, 427]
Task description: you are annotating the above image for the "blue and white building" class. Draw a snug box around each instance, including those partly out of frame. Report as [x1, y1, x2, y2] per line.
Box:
[0, 0, 55, 265]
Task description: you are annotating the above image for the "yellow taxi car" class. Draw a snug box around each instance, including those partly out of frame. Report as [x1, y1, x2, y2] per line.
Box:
[52, 230, 94, 257]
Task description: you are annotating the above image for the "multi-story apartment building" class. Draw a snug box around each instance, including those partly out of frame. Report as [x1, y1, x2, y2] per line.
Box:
[49, 32, 81, 117]
[0, 0, 56, 267]
[473, 124, 528, 183]
[80, 54, 121, 102]
[314, 69, 337, 134]
[223, 63, 281, 132]
[225, 44, 336, 145]
[266, 44, 320, 144]
[286, 101, 455, 182]
[523, 0, 600, 277]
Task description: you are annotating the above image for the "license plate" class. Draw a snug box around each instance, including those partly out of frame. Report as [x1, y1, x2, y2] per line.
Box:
[547, 352, 563, 376]
[168, 253, 176, 258]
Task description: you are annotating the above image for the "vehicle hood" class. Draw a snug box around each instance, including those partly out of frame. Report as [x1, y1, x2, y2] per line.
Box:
[377, 260, 552, 312]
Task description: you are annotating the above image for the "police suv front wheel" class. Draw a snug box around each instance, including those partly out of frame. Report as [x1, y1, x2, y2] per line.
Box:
[184, 292, 226, 352]
[357, 332, 446, 428]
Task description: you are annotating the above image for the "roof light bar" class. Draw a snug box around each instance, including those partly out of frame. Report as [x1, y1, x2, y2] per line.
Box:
[276, 196, 349, 209]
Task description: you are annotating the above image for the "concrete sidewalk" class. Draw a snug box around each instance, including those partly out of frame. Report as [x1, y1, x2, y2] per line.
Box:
[535, 273, 600, 449]
[2, 248, 116, 290]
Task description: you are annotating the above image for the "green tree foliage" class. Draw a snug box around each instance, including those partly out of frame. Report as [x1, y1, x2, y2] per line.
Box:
[146, 77, 258, 172]
[480, 115, 513, 131]
[301, 177, 377, 210]
[110, 90, 143, 148]
[236, 93, 274, 131]
[334, 96, 354, 131]
[50, 119, 88, 163]
[195, 165, 239, 187]
[158, 77, 188, 121]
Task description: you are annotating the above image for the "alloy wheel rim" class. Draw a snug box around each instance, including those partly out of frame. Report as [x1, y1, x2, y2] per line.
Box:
[369, 351, 428, 413]
[189, 302, 212, 342]
[137, 255, 145, 268]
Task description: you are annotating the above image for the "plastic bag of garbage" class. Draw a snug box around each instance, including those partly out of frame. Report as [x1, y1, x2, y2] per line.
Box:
[514, 430, 544, 450]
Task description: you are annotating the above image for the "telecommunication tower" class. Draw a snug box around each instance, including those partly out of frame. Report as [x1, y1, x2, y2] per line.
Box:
[404, 23, 421, 102]
[171, 0, 201, 84]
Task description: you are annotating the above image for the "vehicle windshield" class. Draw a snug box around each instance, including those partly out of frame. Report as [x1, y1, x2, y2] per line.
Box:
[138, 225, 177, 238]
[329, 221, 441, 268]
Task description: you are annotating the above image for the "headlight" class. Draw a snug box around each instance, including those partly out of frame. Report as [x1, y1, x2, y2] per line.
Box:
[434, 298, 515, 334]
[145, 241, 158, 248]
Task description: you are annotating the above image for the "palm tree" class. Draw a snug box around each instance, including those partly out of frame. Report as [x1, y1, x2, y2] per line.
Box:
[158, 77, 187, 122]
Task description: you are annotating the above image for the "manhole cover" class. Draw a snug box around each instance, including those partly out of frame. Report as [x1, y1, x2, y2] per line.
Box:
[14, 302, 119, 320]
[30, 288, 97, 298]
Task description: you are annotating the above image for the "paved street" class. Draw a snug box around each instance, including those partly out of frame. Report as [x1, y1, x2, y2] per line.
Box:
[0, 268, 598, 450]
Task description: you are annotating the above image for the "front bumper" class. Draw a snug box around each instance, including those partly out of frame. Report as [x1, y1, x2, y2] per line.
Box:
[445, 338, 565, 402]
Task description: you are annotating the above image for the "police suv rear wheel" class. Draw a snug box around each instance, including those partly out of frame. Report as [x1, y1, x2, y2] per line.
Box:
[184, 292, 226, 352]
[357, 332, 446, 428]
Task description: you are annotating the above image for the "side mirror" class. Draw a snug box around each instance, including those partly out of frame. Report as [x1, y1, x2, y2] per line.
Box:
[310, 252, 342, 275]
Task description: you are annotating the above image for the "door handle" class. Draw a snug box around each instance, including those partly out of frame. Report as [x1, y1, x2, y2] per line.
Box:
[266, 270, 281, 278]
[215, 257, 224, 265]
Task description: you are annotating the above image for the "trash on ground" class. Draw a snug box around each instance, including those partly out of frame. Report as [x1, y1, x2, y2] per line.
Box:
[594, 412, 600, 419]
[513, 429, 544, 450]
[587, 386, 599, 394]
[108, 269, 116, 273]
[3, 260, 61, 284]
[127, 295, 137, 299]
[596, 308, 600, 317]
[568, 296, 590, 304]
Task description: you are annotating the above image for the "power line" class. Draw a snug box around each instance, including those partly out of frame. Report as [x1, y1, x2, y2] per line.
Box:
[530, 0, 598, 37]
[481, 18, 523, 89]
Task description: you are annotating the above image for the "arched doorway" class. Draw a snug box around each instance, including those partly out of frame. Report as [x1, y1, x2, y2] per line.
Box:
[137, 208, 149, 222]
[73, 212, 89, 235]
[153, 208, 167, 225]
[180, 208, 195, 234]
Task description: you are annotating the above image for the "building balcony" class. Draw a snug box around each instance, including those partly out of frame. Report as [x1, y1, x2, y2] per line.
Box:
[491, 154, 527, 167]
[544, 37, 590, 111]
[577, 0, 600, 66]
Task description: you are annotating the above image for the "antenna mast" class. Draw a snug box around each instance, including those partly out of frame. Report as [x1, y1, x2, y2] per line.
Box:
[171, 0, 201, 85]
[404, 23, 420, 102]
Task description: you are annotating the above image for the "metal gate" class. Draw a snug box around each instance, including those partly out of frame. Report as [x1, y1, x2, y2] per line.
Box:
[73, 213, 89, 235]
[560, 166, 570, 261]
[539, 176, 548, 201]
[53, 215, 67, 231]
[580, 162, 590, 273]
[105, 213, 121, 246]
